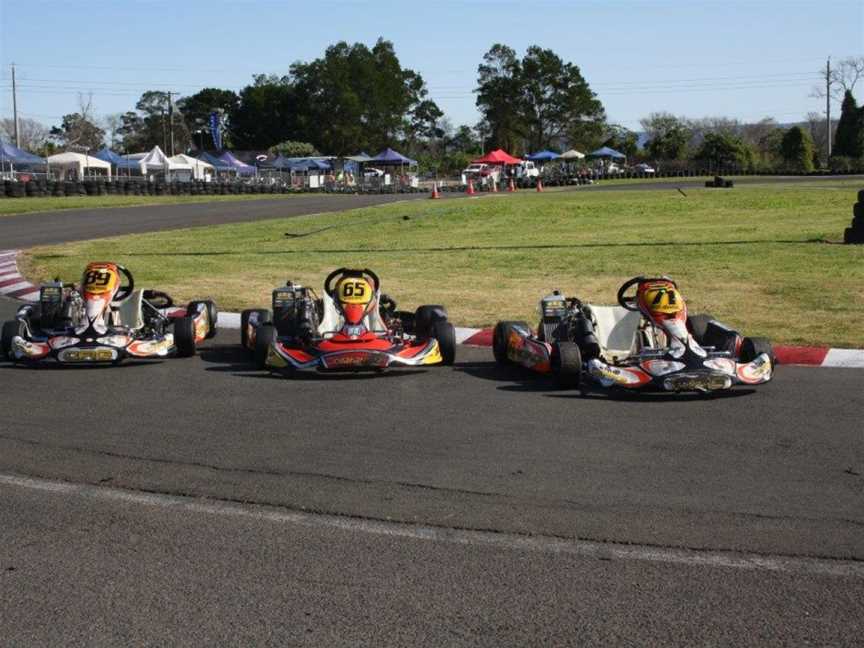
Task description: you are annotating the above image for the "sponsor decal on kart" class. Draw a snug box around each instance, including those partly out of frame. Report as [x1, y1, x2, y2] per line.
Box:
[11, 337, 51, 359]
[588, 359, 652, 387]
[193, 309, 209, 343]
[663, 372, 732, 392]
[57, 347, 117, 362]
[507, 331, 551, 371]
[736, 354, 773, 384]
[322, 351, 389, 369]
[127, 338, 173, 357]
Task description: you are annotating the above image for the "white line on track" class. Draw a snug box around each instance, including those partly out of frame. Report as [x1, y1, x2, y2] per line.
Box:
[1, 472, 861, 578]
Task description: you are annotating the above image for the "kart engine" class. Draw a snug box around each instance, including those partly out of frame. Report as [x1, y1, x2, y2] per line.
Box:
[272, 282, 321, 340]
[538, 291, 600, 359]
[38, 283, 83, 330]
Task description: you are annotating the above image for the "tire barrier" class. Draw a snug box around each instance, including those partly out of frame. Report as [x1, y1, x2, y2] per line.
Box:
[705, 176, 734, 188]
[844, 189, 864, 244]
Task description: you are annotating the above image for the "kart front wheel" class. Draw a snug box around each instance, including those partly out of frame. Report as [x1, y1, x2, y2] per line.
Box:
[740, 337, 774, 367]
[173, 316, 197, 357]
[551, 341, 582, 389]
[2, 320, 25, 359]
[254, 324, 277, 370]
[241, 309, 271, 350]
[432, 320, 456, 365]
[492, 321, 529, 365]
[188, 300, 218, 339]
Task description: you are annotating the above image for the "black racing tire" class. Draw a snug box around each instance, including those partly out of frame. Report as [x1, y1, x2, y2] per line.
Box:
[254, 323, 277, 370]
[493, 320, 527, 365]
[187, 300, 219, 339]
[173, 316, 197, 358]
[857, 190, 864, 204]
[687, 313, 715, 344]
[241, 308, 271, 350]
[2, 319, 25, 359]
[853, 202, 864, 219]
[432, 319, 456, 365]
[414, 305, 448, 338]
[551, 341, 582, 389]
[740, 337, 774, 366]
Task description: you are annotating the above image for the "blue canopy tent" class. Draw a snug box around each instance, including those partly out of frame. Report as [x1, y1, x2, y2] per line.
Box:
[0, 139, 46, 171]
[197, 151, 234, 172]
[369, 148, 417, 166]
[217, 151, 257, 176]
[93, 148, 141, 174]
[587, 146, 626, 160]
[526, 150, 560, 162]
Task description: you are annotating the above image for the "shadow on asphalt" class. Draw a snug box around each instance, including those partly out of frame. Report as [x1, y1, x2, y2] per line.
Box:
[453, 360, 757, 400]
[0, 359, 165, 370]
[198, 343, 428, 380]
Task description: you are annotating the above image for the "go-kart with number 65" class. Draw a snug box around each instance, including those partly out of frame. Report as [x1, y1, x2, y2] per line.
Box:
[1, 262, 217, 364]
[241, 267, 456, 375]
[493, 275, 774, 393]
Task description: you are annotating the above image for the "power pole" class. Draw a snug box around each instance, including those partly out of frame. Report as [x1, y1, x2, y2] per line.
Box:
[11, 63, 20, 147]
[826, 57, 832, 160]
[167, 91, 176, 157]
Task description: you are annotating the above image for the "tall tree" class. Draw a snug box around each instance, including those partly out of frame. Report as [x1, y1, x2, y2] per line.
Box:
[230, 75, 297, 150]
[640, 112, 691, 160]
[781, 126, 815, 172]
[833, 90, 864, 158]
[176, 88, 240, 151]
[117, 91, 191, 153]
[50, 113, 105, 150]
[694, 132, 754, 169]
[291, 39, 438, 154]
[601, 124, 638, 157]
[475, 44, 604, 153]
[475, 44, 525, 152]
[0, 117, 49, 151]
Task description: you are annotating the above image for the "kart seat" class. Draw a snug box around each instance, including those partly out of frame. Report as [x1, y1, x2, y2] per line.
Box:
[318, 291, 388, 337]
[112, 289, 144, 330]
[585, 304, 641, 360]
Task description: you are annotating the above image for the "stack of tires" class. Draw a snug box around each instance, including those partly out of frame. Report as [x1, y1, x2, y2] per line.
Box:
[844, 189, 864, 244]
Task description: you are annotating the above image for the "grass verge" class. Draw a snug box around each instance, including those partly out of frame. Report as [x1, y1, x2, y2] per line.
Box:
[19, 180, 864, 347]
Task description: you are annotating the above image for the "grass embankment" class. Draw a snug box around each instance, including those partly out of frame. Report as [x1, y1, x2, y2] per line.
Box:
[0, 193, 315, 217]
[21, 180, 864, 347]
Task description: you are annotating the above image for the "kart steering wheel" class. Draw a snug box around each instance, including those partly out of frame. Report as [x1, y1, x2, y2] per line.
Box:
[324, 267, 381, 297]
[114, 264, 135, 302]
[617, 275, 676, 311]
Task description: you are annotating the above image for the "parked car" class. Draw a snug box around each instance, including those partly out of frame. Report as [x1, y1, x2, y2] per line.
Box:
[632, 163, 656, 175]
[461, 163, 500, 186]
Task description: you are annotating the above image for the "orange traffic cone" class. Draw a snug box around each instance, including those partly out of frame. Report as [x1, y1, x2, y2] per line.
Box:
[536, 178, 544, 192]
[430, 182, 440, 199]
[466, 178, 476, 195]
[508, 178, 516, 192]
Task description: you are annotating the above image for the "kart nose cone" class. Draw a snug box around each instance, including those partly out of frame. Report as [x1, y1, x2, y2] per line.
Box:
[342, 303, 366, 325]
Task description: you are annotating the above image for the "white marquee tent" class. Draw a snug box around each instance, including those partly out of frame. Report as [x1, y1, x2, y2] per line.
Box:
[46, 152, 112, 179]
[137, 146, 193, 178]
[560, 149, 585, 160]
[170, 154, 214, 180]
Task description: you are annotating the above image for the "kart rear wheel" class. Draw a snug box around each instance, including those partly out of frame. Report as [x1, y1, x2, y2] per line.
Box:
[432, 319, 456, 365]
[740, 337, 774, 367]
[493, 321, 527, 365]
[687, 313, 715, 344]
[254, 324, 277, 370]
[173, 316, 197, 358]
[241, 309, 271, 350]
[188, 300, 218, 339]
[2, 319, 25, 359]
[551, 341, 582, 389]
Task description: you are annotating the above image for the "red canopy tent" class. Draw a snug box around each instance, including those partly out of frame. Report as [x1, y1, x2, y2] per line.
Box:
[473, 149, 522, 165]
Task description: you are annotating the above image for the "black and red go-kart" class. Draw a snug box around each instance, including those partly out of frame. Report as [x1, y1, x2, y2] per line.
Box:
[493, 275, 774, 393]
[1, 262, 217, 365]
[241, 267, 456, 374]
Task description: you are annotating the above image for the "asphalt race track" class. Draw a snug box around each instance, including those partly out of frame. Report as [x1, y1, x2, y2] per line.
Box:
[1, 180, 863, 646]
[1, 296, 863, 646]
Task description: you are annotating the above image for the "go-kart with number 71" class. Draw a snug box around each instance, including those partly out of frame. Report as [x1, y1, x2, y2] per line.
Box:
[241, 267, 456, 374]
[1, 262, 217, 364]
[493, 276, 774, 393]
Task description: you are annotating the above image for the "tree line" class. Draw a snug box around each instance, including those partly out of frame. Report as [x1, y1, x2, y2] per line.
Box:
[2, 41, 862, 175]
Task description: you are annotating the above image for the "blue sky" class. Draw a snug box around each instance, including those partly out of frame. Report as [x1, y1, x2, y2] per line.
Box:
[1, 0, 862, 133]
